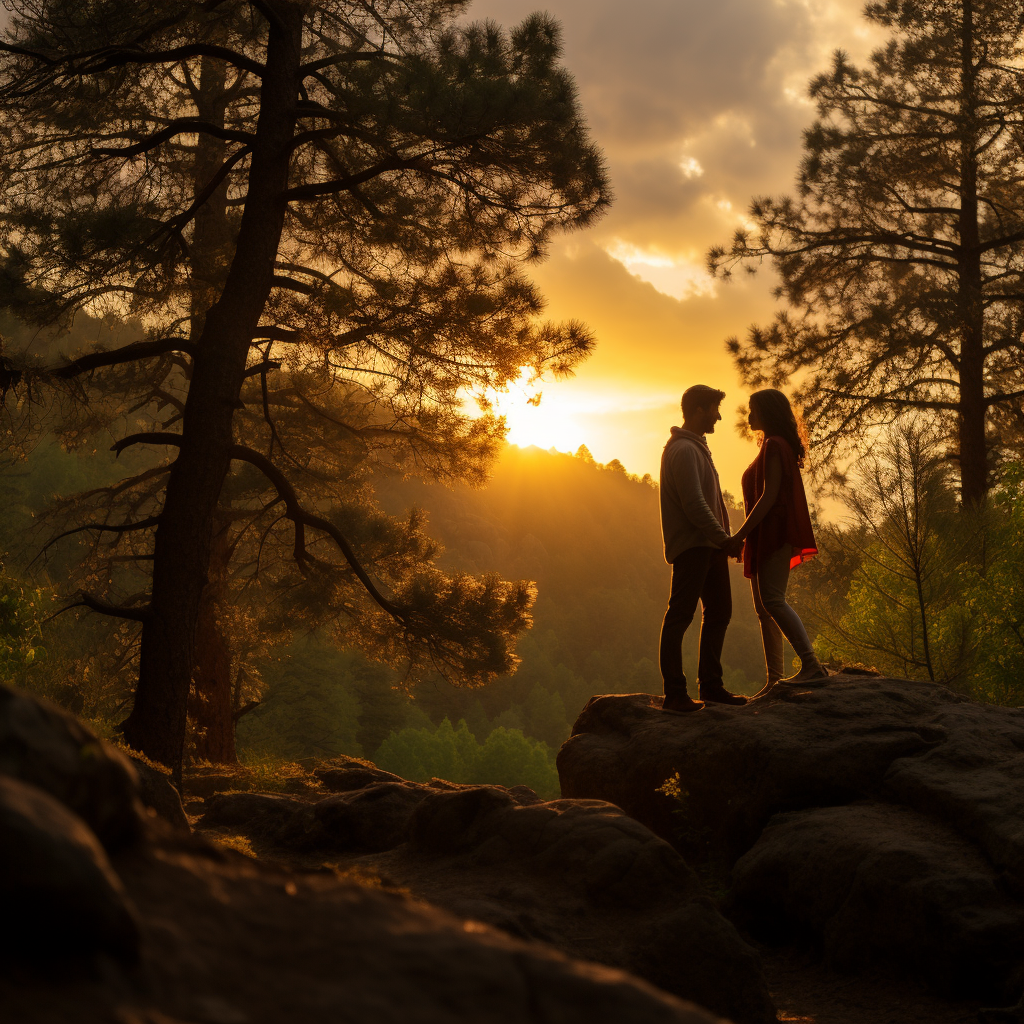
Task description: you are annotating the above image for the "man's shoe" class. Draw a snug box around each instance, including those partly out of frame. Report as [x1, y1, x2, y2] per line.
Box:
[662, 694, 704, 715]
[698, 683, 748, 706]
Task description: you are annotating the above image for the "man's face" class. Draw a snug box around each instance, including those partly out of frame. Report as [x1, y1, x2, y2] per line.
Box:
[693, 402, 723, 435]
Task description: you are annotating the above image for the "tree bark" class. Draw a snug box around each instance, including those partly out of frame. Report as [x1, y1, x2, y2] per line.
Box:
[122, 4, 304, 770]
[190, 35, 232, 339]
[188, 45, 241, 763]
[190, 520, 237, 763]
[956, 0, 989, 507]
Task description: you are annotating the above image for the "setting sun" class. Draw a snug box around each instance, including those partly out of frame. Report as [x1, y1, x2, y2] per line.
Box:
[485, 368, 590, 454]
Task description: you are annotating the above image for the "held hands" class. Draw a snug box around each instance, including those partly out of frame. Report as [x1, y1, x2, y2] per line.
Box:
[723, 534, 745, 560]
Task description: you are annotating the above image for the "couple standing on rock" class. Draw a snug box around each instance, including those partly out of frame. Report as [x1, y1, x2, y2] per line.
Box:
[659, 383, 827, 714]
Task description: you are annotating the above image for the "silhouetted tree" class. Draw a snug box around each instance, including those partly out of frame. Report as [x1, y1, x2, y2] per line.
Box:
[710, 0, 1024, 504]
[0, 0, 609, 768]
[811, 418, 976, 684]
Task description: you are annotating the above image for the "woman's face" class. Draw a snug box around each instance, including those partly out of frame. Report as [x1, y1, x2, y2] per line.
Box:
[748, 402, 764, 432]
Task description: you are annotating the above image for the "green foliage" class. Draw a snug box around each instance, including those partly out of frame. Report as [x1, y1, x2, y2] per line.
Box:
[961, 467, 1024, 705]
[373, 717, 560, 799]
[0, 433, 159, 729]
[0, 571, 53, 678]
[810, 421, 974, 685]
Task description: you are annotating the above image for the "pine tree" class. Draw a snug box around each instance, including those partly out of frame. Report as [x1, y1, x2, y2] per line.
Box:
[0, 0, 609, 769]
[710, 0, 1024, 504]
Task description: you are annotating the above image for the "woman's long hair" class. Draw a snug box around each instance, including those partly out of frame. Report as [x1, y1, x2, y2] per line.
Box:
[749, 389, 808, 466]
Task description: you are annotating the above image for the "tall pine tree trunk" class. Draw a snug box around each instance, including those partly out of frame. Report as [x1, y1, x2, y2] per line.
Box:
[122, 5, 303, 769]
[956, 0, 989, 507]
[189, 33, 232, 339]
[190, 520, 237, 763]
[188, 43, 241, 763]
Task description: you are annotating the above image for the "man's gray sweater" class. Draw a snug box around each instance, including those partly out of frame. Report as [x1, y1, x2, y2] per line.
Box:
[659, 427, 731, 563]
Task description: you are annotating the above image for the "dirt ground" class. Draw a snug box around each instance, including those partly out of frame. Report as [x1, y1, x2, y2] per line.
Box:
[759, 945, 986, 1024]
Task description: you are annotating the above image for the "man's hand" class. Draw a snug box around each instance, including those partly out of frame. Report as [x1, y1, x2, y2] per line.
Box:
[723, 535, 744, 559]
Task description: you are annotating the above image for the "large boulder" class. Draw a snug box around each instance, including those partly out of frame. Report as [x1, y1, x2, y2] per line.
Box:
[202, 791, 323, 851]
[0, 774, 140, 962]
[728, 801, 1024, 997]
[201, 781, 437, 855]
[200, 777, 774, 1023]
[316, 780, 434, 852]
[558, 675, 1024, 1001]
[0, 684, 144, 849]
[395, 785, 774, 1024]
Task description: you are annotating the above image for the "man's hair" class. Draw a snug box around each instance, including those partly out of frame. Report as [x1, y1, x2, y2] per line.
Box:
[681, 384, 726, 419]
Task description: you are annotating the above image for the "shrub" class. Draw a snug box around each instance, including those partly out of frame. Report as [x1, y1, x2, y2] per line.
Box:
[373, 717, 560, 799]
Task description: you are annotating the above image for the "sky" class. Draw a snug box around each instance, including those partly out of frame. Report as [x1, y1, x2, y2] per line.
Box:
[469, 0, 881, 486]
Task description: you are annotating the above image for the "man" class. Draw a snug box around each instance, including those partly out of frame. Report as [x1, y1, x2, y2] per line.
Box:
[659, 384, 746, 713]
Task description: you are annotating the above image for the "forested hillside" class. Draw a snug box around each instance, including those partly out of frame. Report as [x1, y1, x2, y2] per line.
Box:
[0, 431, 780, 793]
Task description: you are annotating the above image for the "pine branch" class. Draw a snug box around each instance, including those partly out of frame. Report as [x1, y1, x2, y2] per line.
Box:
[300, 51, 399, 75]
[228, 443, 405, 620]
[53, 338, 196, 378]
[145, 145, 252, 246]
[283, 154, 417, 201]
[77, 43, 264, 78]
[0, 41, 264, 83]
[39, 515, 162, 557]
[110, 432, 183, 457]
[92, 119, 255, 158]
[76, 593, 150, 623]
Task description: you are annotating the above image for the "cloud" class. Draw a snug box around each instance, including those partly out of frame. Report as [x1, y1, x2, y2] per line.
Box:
[469, 0, 876, 254]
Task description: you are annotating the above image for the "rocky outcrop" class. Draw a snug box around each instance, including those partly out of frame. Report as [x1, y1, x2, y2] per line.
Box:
[201, 775, 775, 1024]
[558, 675, 1024, 1003]
[0, 774, 140, 962]
[730, 801, 1024, 996]
[394, 786, 772, 1024]
[0, 683, 734, 1024]
[314, 753, 404, 791]
[0, 683, 145, 849]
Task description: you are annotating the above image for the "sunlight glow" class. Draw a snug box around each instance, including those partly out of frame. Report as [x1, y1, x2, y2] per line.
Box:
[486, 368, 590, 453]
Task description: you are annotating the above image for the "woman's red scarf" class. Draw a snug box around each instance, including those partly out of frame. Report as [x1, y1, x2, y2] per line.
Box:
[740, 435, 817, 579]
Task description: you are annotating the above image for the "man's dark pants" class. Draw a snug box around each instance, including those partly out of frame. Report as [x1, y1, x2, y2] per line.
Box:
[659, 546, 732, 698]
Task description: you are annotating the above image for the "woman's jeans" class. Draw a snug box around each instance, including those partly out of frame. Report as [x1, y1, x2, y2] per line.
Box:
[750, 544, 815, 681]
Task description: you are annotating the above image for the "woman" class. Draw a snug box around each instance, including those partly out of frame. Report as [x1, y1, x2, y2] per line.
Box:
[732, 389, 826, 689]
